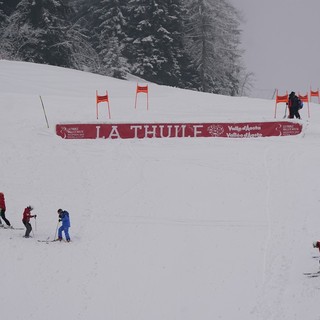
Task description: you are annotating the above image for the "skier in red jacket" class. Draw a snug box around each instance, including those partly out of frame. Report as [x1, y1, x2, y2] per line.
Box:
[313, 241, 320, 252]
[0, 192, 12, 228]
[22, 206, 37, 238]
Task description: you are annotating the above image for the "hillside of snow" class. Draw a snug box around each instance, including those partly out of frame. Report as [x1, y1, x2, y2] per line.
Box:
[1, 60, 320, 320]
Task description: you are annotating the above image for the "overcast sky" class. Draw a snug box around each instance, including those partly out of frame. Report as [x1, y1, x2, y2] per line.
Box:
[229, 0, 320, 98]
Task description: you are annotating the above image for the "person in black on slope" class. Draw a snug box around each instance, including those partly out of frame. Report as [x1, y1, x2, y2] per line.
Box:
[287, 91, 301, 119]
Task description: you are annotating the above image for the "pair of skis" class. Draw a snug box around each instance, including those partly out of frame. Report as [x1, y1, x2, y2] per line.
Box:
[37, 237, 69, 243]
[303, 255, 320, 278]
[0, 225, 24, 230]
[303, 271, 320, 278]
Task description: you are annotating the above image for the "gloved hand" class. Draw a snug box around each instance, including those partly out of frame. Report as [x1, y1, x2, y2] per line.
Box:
[59, 219, 62, 222]
[34, 215, 37, 218]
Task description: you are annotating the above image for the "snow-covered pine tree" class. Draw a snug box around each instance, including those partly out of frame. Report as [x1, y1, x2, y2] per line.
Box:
[167, 0, 200, 89]
[209, 0, 243, 96]
[0, 1, 6, 24]
[3, 0, 70, 66]
[0, 0, 21, 58]
[1, 0, 72, 66]
[99, 36, 127, 79]
[1, 0, 97, 70]
[89, 0, 129, 78]
[125, 0, 189, 86]
[124, 0, 155, 79]
[0, 2, 8, 59]
[184, 0, 244, 95]
[146, 0, 183, 86]
[0, 0, 20, 16]
[153, 0, 193, 87]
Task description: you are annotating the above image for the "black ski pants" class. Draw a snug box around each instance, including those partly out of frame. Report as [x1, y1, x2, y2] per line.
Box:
[289, 106, 301, 119]
[0, 209, 11, 226]
[22, 220, 32, 237]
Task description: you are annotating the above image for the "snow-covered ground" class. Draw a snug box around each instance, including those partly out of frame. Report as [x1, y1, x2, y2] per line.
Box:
[1, 60, 320, 320]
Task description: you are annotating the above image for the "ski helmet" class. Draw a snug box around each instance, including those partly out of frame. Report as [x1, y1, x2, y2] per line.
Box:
[28, 205, 34, 210]
[57, 209, 63, 213]
[313, 241, 318, 248]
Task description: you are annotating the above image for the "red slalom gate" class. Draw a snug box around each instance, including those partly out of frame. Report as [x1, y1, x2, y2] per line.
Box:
[56, 121, 302, 140]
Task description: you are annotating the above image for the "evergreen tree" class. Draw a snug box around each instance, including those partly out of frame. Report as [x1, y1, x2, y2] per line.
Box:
[0, 0, 248, 96]
[95, 0, 128, 78]
[184, 0, 243, 95]
[101, 36, 128, 78]
[1, 0, 73, 66]
[125, 0, 192, 87]
[1, 0, 98, 71]
[79, 0, 129, 78]
[153, 0, 185, 86]
[0, 1, 7, 24]
[167, 0, 200, 88]
[0, 0, 20, 16]
[0, 2, 8, 59]
[210, 0, 243, 96]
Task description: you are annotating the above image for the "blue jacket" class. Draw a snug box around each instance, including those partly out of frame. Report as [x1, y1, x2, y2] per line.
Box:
[59, 211, 71, 228]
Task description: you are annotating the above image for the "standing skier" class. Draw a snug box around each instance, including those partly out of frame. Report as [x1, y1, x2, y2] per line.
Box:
[288, 91, 301, 119]
[22, 206, 36, 238]
[0, 192, 12, 228]
[57, 209, 71, 242]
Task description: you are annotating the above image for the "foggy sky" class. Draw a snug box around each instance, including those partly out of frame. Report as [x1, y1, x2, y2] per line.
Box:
[229, 0, 320, 98]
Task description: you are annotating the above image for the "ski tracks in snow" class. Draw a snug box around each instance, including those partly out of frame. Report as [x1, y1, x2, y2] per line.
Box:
[254, 140, 320, 319]
[253, 143, 299, 319]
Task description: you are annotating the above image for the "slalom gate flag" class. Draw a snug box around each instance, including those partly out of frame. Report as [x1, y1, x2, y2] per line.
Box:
[310, 88, 320, 103]
[298, 93, 310, 118]
[96, 90, 111, 119]
[96, 94, 109, 103]
[274, 90, 288, 118]
[135, 83, 149, 110]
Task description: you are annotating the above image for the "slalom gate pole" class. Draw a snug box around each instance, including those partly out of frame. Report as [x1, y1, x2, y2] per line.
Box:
[31, 222, 35, 237]
[39, 95, 50, 128]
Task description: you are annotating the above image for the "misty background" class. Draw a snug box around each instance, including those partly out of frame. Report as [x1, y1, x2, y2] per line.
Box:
[230, 0, 320, 98]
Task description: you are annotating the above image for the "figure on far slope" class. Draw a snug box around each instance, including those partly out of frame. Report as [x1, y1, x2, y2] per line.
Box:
[287, 91, 301, 119]
[313, 241, 320, 252]
[22, 205, 36, 238]
[57, 209, 71, 242]
[0, 192, 12, 228]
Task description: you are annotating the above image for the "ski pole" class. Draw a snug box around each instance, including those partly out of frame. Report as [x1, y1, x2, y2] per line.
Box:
[31, 222, 35, 237]
[34, 216, 37, 232]
[283, 104, 288, 119]
[54, 221, 59, 240]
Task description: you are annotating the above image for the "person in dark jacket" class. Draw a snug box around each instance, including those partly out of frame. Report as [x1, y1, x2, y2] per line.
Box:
[57, 209, 71, 242]
[0, 192, 12, 228]
[288, 91, 301, 119]
[22, 205, 36, 238]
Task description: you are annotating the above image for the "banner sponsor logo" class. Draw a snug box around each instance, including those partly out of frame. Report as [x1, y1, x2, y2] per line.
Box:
[56, 122, 302, 140]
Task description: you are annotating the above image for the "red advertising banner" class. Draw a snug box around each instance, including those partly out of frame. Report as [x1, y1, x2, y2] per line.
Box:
[56, 122, 302, 140]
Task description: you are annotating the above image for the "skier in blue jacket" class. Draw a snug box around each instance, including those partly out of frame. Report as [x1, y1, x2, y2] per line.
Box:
[57, 209, 71, 242]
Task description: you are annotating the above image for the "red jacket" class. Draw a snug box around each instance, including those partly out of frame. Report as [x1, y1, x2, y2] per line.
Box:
[0, 193, 5, 210]
[22, 207, 34, 222]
